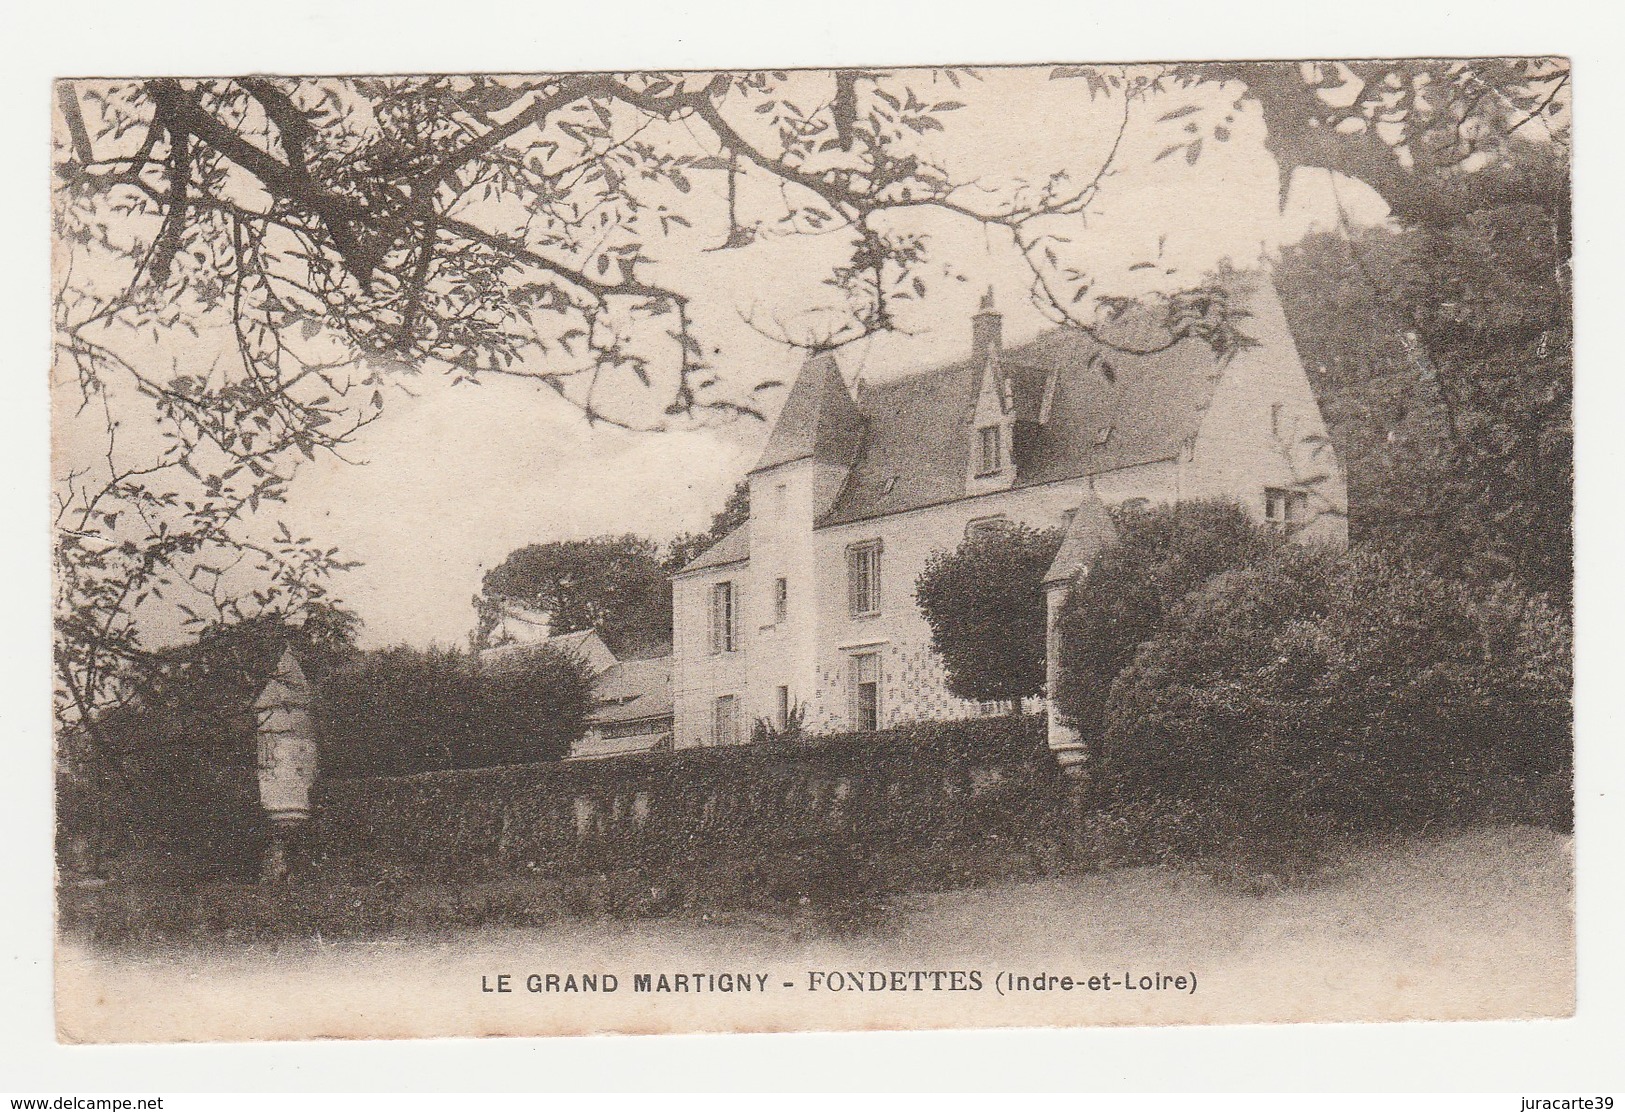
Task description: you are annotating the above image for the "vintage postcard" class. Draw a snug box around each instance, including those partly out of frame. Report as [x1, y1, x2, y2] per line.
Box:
[51, 60, 1574, 1043]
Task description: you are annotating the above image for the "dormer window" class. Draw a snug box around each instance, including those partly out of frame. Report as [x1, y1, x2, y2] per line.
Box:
[977, 425, 1003, 475]
[1094, 425, 1114, 448]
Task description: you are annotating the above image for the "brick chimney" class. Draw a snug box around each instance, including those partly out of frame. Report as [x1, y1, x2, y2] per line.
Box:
[971, 286, 1002, 363]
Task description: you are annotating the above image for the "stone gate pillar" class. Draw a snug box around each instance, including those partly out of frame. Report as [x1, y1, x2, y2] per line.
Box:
[254, 647, 318, 882]
[1042, 491, 1116, 828]
[1045, 581, 1089, 812]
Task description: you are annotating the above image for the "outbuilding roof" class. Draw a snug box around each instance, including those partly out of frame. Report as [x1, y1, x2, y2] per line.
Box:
[587, 654, 674, 726]
[676, 523, 750, 575]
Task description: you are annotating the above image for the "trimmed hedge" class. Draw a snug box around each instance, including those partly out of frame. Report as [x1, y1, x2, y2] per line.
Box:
[306, 715, 1064, 882]
[59, 716, 1075, 945]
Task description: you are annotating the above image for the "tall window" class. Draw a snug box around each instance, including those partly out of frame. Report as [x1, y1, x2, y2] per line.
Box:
[977, 425, 1003, 474]
[847, 540, 882, 617]
[712, 694, 739, 745]
[709, 581, 737, 653]
[1264, 487, 1309, 534]
[1270, 403, 1284, 438]
[849, 653, 880, 731]
[773, 577, 789, 625]
[776, 685, 791, 730]
[773, 483, 788, 519]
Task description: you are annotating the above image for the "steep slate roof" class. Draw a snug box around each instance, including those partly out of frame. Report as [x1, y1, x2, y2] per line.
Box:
[588, 655, 674, 726]
[1044, 492, 1118, 586]
[819, 321, 1225, 528]
[751, 351, 865, 473]
[679, 278, 1260, 573]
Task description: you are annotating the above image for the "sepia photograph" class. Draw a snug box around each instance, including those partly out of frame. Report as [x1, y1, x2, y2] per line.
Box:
[47, 56, 1576, 1045]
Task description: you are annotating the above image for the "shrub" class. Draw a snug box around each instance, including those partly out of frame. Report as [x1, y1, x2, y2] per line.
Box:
[468, 644, 595, 767]
[914, 521, 1063, 708]
[752, 700, 807, 744]
[1054, 500, 1284, 736]
[1102, 547, 1573, 840]
[314, 643, 596, 778]
[314, 646, 479, 778]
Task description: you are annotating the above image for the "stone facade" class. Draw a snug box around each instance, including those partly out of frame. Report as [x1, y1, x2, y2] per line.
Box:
[670, 274, 1347, 755]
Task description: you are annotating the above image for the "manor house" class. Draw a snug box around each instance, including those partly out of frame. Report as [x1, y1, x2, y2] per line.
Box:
[669, 276, 1347, 766]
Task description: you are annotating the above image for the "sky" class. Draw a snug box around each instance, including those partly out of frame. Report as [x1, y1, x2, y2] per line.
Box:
[57, 67, 1391, 651]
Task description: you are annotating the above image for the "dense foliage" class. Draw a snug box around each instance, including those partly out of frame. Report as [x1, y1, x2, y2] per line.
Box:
[1053, 501, 1284, 736]
[57, 609, 358, 877]
[314, 646, 478, 778]
[473, 535, 672, 657]
[471, 645, 599, 769]
[914, 522, 1062, 709]
[1103, 548, 1572, 835]
[314, 643, 594, 779]
[1276, 170, 1571, 604]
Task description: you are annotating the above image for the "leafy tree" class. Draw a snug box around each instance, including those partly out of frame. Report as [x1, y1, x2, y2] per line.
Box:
[914, 522, 1062, 712]
[473, 481, 751, 654]
[472, 645, 597, 767]
[314, 645, 479, 778]
[1143, 59, 1569, 241]
[315, 642, 595, 777]
[664, 479, 750, 573]
[1276, 189, 1571, 602]
[474, 534, 670, 657]
[1054, 500, 1284, 737]
[1140, 60, 1571, 601]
